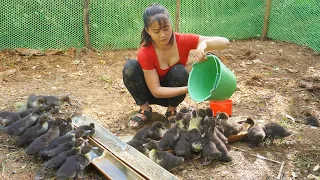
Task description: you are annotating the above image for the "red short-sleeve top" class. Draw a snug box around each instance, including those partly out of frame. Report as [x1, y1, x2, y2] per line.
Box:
[137, 33, 199, 81]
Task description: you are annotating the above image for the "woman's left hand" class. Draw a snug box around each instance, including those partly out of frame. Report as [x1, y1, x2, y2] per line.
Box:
[195, 41, 208, 62]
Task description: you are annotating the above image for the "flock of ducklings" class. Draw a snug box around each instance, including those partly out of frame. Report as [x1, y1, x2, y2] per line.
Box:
[2, 94, 318, 177]
[0, 94, 96, 179]
[127, 107, 295, 171]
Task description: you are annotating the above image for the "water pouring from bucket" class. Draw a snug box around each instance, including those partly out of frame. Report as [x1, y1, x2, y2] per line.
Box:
[188, 54, 237, 103]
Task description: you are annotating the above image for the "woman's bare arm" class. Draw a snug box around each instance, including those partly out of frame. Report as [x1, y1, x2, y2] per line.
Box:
[143, 69, 188, 98]
[195, 36, 230, 61]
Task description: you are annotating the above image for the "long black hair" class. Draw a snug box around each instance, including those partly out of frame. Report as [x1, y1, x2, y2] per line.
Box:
[140, 4, 174, 47]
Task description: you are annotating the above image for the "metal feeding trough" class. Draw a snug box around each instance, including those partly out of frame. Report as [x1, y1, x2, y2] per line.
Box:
[72, 116, 179, 180]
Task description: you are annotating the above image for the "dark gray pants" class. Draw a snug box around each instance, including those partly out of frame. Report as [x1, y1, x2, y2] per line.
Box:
[122, 60, 189, 107]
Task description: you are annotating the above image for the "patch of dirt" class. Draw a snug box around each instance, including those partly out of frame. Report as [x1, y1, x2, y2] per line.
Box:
[0, 39, 319, 180]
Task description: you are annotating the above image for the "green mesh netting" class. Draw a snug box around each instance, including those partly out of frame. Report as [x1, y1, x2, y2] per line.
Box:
[268, 0, 320, 51]
[0, 0, 319, 51]
[180, 0, 265, 39]
[89, 0, 176, 50]
[0, 0, 84, 50]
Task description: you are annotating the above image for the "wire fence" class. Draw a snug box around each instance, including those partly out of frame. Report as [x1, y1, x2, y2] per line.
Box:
[268, 0, 320, 50]
[0, 0, 319, 51]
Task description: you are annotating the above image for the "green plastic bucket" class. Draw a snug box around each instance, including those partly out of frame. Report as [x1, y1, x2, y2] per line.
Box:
[188, 54, 237, 102]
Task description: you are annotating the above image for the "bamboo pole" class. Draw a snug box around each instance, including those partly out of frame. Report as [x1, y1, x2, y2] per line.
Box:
[83, 0, 92, 49]
[277, 161, 285, 180]
[175, 0, 181, 32]
[231, 146, 282, 164]
[261, 0, 272, 41]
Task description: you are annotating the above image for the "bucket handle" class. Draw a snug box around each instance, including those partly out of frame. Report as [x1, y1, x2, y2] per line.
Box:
[209, 56, 220, 94]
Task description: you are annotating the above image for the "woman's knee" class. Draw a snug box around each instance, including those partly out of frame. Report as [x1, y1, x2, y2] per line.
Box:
[166, 64, 189, 86]
[169, 94, 186, 107]
[122, 60, 141, 78]
[170, 64, 188, 78]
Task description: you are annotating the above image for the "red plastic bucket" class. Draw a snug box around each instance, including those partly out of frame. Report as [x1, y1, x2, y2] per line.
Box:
[209, 99, 232, 116]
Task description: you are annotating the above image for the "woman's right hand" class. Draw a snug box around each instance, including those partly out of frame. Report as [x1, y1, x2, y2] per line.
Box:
[195, 41, 208, 62]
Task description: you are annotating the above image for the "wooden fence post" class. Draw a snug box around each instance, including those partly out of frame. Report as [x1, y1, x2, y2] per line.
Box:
[261, 0, 272, 41]
[83, 0, 92, 49]
[175, 0, 181, 32]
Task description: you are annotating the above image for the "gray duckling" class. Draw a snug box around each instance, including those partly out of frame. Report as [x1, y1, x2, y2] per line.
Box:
[26, 93, 37, 106]
[62, 117, 74, 134]
[41, 95, 72, 107]
[42, 141, 75, 160]
[57, 119, 68, 136]
[46, 118, 69, 135]
[200, 124, 222, 166]
[27, 94, 45, 108]
[207, 115, 232, 162]
[131, 121, 166, 143]
[203, 108, 224, 133]
[188, 128, 203, 152]
[245, 118, 266, 148]
[44, 138, 85, 169]
[188, 109, 202, 131]
[56, 144, 93, 179]
[45, 107, 60, 118]
[77, 123, 95, 138]
[196, 108, 206, 123]
[216, 112, 244, 137]
[263, 121, 292, 144]
[0, 111, 21, 126]
[305, 113, 319, 127]
[203, 108, 214, 126]
[203, 108, 228, 145]
[2, 108, 43, 136]
[18, 107, 35, 118]
[57, 117, 73, 136]
[158, 111, 190, 151]
[173, 129, 192, 160]
[39, 129, 88, 158]
[33, 107, 58, 124]
[26, 118, 64, 155]
[19, 105, 52, 119]
[16, 114, 50, 147]
[127, 139, 147, 155]
[179, 107, 192, 113]
[144, 140, 184, 171]
[214, 126, 228, 145]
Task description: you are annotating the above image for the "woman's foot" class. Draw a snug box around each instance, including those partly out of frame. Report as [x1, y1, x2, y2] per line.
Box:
[128, 106, 152, 129]
[166, 111, 176, 121]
